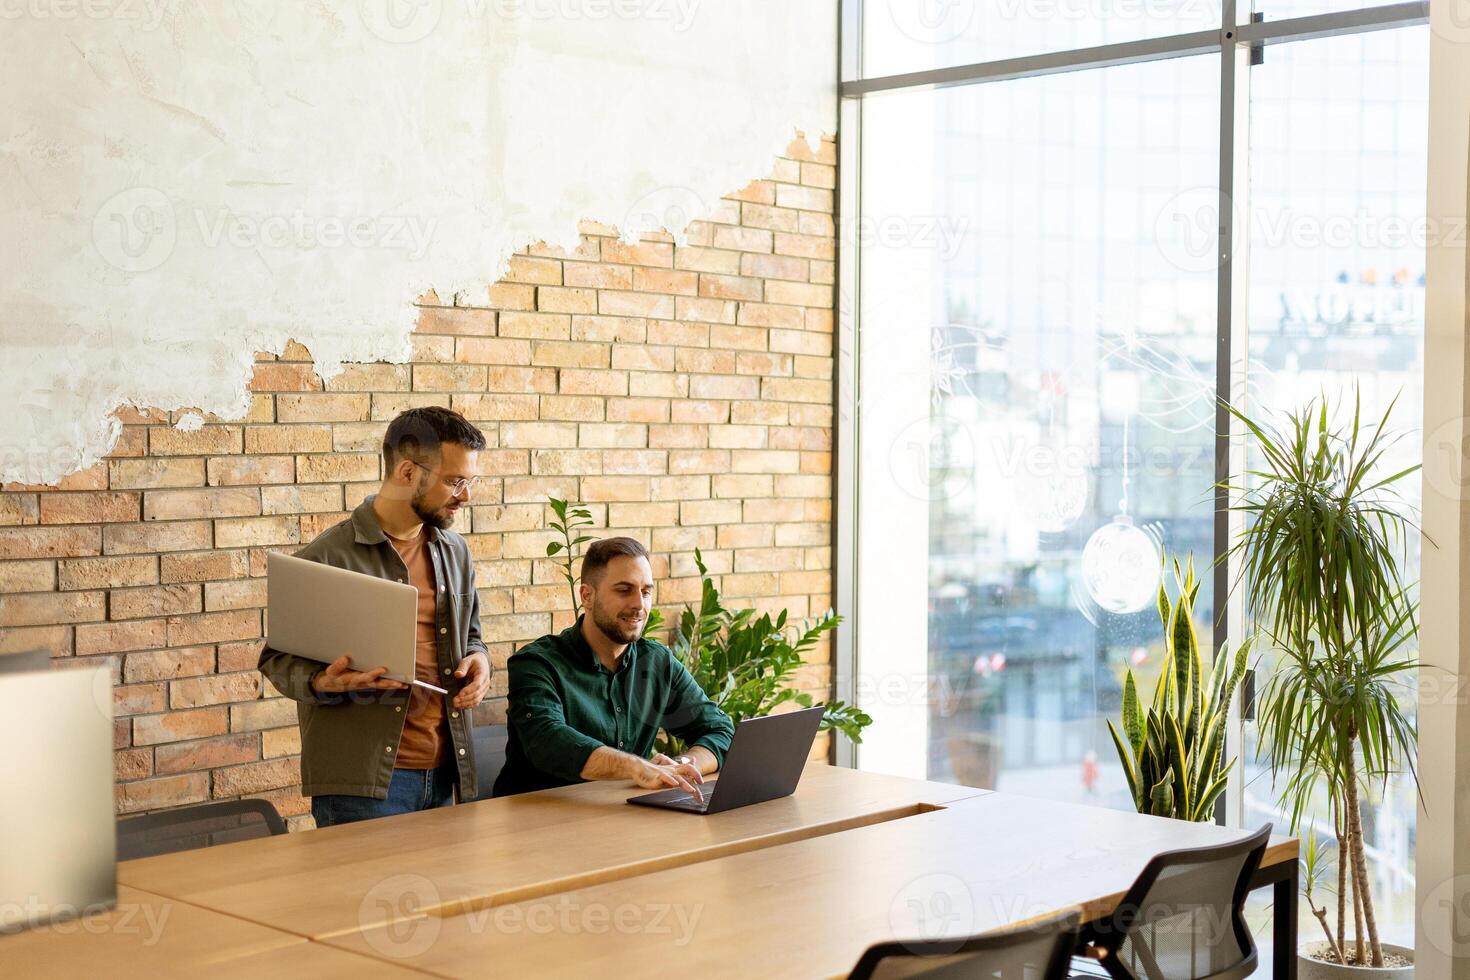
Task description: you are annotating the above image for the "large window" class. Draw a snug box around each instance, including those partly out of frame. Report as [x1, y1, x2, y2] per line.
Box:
[841, 0, 1428, 967]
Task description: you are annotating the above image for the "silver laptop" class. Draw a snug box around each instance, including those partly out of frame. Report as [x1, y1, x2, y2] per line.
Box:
[0, 664, 116, 933]
[266, 552, 419, 684]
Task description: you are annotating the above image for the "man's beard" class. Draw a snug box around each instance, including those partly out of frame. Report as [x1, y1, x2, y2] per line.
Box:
[591, 601, 644, 644]
[410, 480, 457, 530]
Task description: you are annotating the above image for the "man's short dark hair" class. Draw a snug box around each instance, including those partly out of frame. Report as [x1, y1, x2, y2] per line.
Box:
[382, 407, 487, 470]
[581, 537, 652, 586]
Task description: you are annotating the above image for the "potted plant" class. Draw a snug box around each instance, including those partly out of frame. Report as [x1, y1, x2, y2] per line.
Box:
[659, 549, 871, 752]
[1107, 551, 1251, 821]
[1225, 393, 1419, 975]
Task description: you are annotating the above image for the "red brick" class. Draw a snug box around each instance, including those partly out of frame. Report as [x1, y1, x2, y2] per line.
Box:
[207, 456, 296, 486]
[212, 757, 298, 797]
[155, 733, 261, 774]
[0, 526, 102, 559]
[0, 559, 55, 593]
[149, 425, 242, 456]
[124, 645, 216, 684]
[167, 609, 260, 647]
[143, 488, 260, 521]
[133, 707, 230, 746]
[111, 584, 202, 620]
[115, 682, 167, 716]
[0, 590, 106, 627]
[103, 521, 212, 555]
[116, 772, 210, 814]
[160, 551, 250, 584]
[75, 618, 167, 656]
[0, 624, 70, 656]
[57, 555, 157, 591]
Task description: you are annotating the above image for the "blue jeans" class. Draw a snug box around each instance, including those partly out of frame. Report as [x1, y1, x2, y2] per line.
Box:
[311, 765, 458, 828]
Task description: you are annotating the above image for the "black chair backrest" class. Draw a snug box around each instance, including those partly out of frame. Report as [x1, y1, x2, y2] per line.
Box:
[848, 910, 1080, 980]
[473, 724, 509, 800]
[116, 799, 287, 861]
[1093, 823, 1272, 980]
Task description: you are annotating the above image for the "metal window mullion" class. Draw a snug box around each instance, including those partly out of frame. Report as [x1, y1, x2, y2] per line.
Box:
[833, 0, 861, 770]
[842, 2, 1429, 98]
[1216, 2, 1254, 830]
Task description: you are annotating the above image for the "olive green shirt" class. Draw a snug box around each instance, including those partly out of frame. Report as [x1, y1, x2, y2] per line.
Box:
[493, 617, 735, 797]
[256, 495, 489, 800]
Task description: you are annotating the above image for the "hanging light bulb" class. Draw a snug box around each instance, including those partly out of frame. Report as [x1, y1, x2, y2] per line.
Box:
[1079, 412, 1160, 614]
[1081, 514, 1161, 614]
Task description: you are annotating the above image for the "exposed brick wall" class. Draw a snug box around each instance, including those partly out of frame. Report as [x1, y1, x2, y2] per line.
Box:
[0, 136, 836, 830]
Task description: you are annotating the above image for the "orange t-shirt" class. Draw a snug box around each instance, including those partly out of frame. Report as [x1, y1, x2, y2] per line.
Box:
[386, 527, 448, 769]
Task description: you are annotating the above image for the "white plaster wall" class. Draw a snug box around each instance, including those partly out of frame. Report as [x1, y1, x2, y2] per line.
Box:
[0, 0, 836, 484]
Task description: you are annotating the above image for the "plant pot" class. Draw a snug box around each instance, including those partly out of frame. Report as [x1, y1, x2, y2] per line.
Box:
[1297, 941, 1414, 979]
[945, 732, 1000, 789]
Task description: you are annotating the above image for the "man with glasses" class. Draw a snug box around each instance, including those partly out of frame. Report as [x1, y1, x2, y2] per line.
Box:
[258, 407, 492, 827]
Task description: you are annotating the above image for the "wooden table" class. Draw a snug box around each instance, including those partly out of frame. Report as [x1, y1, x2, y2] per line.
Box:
[2, 886, 427, 979]
[13, 766, 1297, 978]
[116, 764, 986, 939]
[319, 792, 1298, 979]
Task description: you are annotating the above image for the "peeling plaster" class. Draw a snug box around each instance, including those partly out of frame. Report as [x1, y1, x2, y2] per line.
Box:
[0, 1, 836, 484]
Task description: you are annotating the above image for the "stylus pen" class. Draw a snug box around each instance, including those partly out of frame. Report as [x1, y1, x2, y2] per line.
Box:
[412, 678, 449, 695]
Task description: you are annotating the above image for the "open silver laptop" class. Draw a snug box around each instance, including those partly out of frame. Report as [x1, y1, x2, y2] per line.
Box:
[0, 664, 116, 933]
[266, 552, 419, 685]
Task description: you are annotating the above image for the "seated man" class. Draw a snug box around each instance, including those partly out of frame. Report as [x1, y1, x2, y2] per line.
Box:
[493, 537, 734, 800]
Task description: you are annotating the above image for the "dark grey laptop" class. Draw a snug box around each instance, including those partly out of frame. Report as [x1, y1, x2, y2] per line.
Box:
[626, 705, 825, 815]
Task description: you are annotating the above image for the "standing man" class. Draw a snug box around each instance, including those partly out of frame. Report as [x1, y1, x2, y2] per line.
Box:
[258, 407, 493, 827]
[494, 537, 734, 800]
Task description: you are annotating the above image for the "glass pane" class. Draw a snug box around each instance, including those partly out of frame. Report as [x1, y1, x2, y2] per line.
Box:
[1253, 0, 1413, 22]
[855, 56, 1220, 811]
[861, 0, 1221, 79]
[1241, 26, 1428, 966]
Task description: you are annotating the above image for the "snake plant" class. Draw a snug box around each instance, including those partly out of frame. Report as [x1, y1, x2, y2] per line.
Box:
[1108, 553, 1251, 822]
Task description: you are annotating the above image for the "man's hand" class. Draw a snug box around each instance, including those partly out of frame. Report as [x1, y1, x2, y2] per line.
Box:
[629, 755, 704, 802]
[310, 655, 408, 694]
[451, 651, 490, 710]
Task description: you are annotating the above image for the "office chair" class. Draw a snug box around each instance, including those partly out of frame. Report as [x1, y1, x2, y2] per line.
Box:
[848, 910, 1081, 979]
[472, 723, 509, 800]
[116, 799, 287, 861]
[1078, 823, 1272, 980]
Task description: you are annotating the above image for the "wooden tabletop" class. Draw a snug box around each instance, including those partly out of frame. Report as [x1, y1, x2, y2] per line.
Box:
[3, 886, 426, 979]
[117, 764, 987, 940]
[320, 792, 1297, 980]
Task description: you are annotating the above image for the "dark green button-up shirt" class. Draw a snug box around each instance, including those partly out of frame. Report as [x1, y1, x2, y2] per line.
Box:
[492, 616, 735, 797]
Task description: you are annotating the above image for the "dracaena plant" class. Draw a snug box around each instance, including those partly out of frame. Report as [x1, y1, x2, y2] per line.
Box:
[1223, 391, 1419, 968]
[658, 549, 871, 754]
[1108, 553, 1251, 822]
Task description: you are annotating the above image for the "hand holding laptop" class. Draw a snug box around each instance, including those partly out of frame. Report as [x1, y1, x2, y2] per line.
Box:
[309, 655, 410, 694]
